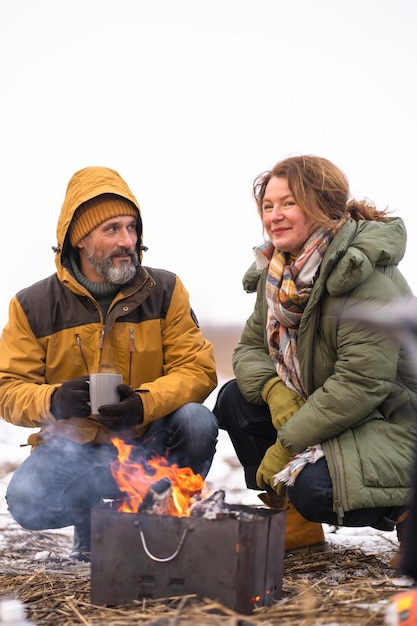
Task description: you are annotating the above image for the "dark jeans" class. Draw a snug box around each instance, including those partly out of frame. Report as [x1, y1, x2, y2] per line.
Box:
[6, 402, 218, 532]
[214, 380, 276, 490]
[215, 379, 405, 530]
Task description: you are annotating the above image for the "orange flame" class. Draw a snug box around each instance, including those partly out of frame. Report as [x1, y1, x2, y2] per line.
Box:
[110, 438, 204, 516]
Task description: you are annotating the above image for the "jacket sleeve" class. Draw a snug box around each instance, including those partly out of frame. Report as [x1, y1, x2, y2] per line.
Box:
[0, 296, 58, 428]
[135, 276, 217, 425]
[232, 265, 276, 405]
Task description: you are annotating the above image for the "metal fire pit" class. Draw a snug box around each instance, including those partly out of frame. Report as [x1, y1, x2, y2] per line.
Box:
[90, 501, 287, 614]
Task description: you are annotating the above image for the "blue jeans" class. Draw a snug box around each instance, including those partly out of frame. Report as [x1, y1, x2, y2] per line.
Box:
[215, 380, 405, 530]
[6, 402, 218, 531]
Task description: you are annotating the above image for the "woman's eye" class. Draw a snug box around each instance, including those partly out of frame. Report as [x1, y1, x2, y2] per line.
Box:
[262, 205, 272, 212]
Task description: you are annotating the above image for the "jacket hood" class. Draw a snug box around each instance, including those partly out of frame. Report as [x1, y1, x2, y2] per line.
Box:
[242, 262, 261, 294]
[325, 217, 407, 296]
[54, 166, 143, 270]
[242, 216, 407, 297]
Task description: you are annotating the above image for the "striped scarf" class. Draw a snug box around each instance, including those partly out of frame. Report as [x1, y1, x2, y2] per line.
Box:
[265, 217, 347, 398]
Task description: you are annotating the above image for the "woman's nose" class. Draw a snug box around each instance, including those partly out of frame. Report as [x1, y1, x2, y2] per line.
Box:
[270, 204, 283, 220]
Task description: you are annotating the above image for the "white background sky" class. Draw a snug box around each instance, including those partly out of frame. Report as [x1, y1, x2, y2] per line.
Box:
[1, 0, 416, 331]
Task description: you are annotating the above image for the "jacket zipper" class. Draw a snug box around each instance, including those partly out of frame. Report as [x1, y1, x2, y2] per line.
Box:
[76, 327, 135, 384]
[98, 326, 105, 350]
[128, 328, 134, 386]
[75, 333, 90, 375]
[305, 293, 347, 521]
[324, 439, 347, 525]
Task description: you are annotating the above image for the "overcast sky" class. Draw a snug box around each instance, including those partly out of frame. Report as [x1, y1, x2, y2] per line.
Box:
[1, 0, 416, 331]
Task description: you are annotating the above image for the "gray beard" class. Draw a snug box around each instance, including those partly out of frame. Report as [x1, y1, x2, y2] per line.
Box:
[104, 259, 137, 284]
[85, 248, 139, 285]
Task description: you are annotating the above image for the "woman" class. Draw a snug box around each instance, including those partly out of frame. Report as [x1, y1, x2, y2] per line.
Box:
[215, 155, 417, 562]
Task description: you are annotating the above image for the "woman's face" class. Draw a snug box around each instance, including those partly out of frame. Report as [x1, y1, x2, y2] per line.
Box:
[262, 176, 319, 256]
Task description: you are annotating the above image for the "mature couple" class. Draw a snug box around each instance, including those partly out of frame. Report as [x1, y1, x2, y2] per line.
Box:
[0, 157, 415, 575]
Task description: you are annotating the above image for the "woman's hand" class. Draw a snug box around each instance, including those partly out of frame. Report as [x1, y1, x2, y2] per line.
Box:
[256, 438, 291, 493]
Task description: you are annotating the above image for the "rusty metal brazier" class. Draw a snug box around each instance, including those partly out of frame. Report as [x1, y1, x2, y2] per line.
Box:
[90, 502, 287, 614]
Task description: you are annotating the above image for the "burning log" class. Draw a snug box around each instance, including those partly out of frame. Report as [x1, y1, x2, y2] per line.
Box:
[137, 481, 260, 521]
[109, 438, 204, 516]
[189, 488, 261, 520]
[138, 477, 173, 515]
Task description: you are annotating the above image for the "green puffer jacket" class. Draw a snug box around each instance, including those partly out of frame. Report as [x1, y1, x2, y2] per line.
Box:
[233, 217, 417, 523]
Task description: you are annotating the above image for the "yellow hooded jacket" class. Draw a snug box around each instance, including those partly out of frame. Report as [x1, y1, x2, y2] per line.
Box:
[0, 167, 217, 447]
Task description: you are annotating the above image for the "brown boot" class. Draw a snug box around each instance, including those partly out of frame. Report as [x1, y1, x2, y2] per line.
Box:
[257, 491, 287, 510]
[388, 510, 409, 570]
[284, 500, 327, 553]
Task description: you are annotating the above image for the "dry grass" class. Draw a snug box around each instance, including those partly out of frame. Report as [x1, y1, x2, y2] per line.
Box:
[0, 514, 412, 626]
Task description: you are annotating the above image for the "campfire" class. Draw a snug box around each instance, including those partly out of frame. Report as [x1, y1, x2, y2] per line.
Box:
[110, 438, 205, 516]
[110, 437, 262, 521]
[90, 438, 288, 614]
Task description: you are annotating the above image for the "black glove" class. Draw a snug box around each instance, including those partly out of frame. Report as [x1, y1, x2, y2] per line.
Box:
[50, 376, 90, 420]
[96, 384, 144, 431]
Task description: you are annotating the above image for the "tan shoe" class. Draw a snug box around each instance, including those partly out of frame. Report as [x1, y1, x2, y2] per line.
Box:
[284, 499, 327, 553]
[388, 510, 409, 570]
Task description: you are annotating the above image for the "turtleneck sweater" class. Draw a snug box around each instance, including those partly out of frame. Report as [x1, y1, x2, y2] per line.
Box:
[69, 254, 119, 319]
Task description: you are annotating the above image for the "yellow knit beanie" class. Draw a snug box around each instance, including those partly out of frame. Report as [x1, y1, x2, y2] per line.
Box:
[69, 194, 139, 246]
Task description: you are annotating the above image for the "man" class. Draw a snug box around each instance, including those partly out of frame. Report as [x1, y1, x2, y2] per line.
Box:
[0, 166, 218, 561]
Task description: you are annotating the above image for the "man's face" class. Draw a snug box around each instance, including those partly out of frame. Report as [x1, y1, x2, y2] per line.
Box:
[77, 215, 139, 284]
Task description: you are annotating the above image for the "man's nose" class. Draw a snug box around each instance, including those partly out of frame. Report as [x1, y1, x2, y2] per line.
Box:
[118, 228, 135, 247]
